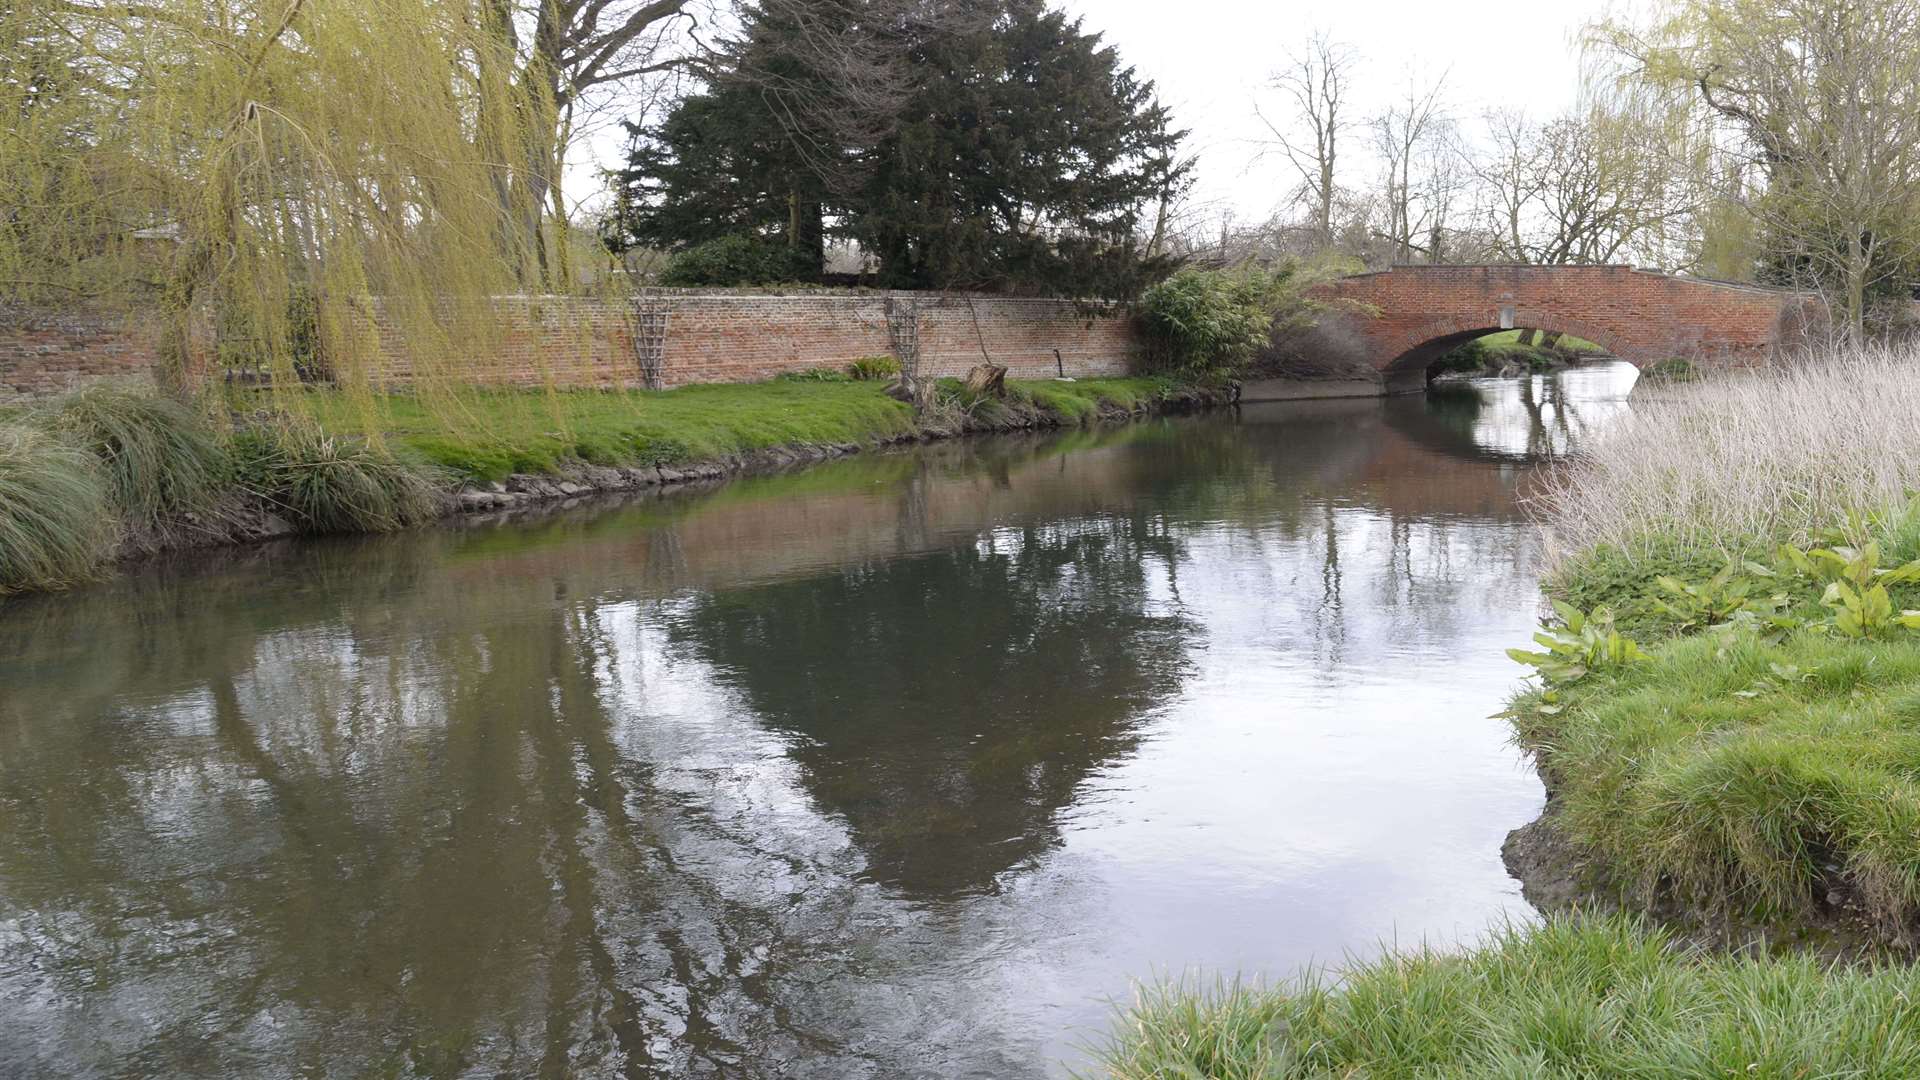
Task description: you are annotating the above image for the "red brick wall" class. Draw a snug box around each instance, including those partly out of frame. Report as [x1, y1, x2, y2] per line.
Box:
[353, 291, 1138, 389]
[2, 291, 1138, 400]
[1310, 265, 1798, 373]
[0, 305, 160, 403]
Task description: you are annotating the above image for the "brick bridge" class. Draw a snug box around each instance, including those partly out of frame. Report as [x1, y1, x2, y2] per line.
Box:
[1306, 265, 1802, 392]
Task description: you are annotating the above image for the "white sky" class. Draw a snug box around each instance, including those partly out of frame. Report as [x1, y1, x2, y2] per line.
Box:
[566, 0, 1613, 224]
[1058, 0, 1612, 219]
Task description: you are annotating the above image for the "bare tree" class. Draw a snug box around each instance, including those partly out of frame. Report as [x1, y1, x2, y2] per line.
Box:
[1476, 108, 1546, 261]
[1472, 98, 1703, 268]
[1370, 72, 1455, 264]
[1256, 31, 1357, 250]
[478, 0, 713, 285]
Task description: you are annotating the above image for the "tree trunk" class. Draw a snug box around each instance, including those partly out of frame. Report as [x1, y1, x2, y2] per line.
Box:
[1846, 230, 1868, 346]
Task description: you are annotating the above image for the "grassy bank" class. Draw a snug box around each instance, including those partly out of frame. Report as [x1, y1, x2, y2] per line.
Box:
[0, 375, 1201, 595]
[307, 376, 1178, 483]
[1094, 915, 1920, 1079]
[1506, 348, 1920, 935]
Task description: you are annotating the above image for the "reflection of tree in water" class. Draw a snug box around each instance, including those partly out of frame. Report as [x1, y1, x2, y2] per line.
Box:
[0, 545, 922, 1076]
[1419, 381, 1491, 444]
[0, 384, 1616, 1077]
[661, 512, 1198, 897]
[1398, 367, 1632, 462]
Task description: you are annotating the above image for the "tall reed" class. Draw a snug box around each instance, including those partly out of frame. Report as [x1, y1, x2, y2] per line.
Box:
[1533, 345, 1920, 566]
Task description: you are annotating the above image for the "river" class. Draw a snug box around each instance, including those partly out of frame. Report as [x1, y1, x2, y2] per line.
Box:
[0, 365, 1638, 1078]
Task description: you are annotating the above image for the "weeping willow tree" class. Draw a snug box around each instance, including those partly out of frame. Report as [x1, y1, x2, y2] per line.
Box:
[0, 0, 595, 434]
[1594, 0, 1920, 343]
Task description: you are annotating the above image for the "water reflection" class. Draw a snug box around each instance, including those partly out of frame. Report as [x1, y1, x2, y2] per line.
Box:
[1422, 362, 1640, 460]
[0, 369, 1627, 1078]
[664, 515, 1196, 897]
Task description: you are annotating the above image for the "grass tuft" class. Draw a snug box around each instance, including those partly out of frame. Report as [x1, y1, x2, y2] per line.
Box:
[41, 383, 229, 523]
[0, 426, 115, 594]
[1511, 627, 1920, 926]
[234, 427, 445, 533]
[1090, 915, 1920, 1078]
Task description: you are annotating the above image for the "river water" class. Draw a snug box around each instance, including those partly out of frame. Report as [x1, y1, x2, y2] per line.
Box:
[0, 365, 1638, 1078]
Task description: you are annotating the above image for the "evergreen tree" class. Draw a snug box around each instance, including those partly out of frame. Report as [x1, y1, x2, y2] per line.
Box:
[610, 85, 828, 270]
[608, 0, 1187, 296]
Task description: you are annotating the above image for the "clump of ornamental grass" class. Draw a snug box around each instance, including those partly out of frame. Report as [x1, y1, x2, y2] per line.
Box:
[1090, 915, 1920, 1079]
[234, 427, 445, 534]
[0, 425, 115, 593]
[1532, 344, 1920, 572]
[40, 383, 229, 523]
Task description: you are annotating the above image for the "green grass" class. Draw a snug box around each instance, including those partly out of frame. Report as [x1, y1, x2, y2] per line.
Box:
[301, 377, 1176, 483]
[1511, 628, 1920, 925]
[0, 426, 115, 594]
[1092, 915, 1920, 1079]
[1515, 505, 1920, 927]
[1477, 329, 1607, 354]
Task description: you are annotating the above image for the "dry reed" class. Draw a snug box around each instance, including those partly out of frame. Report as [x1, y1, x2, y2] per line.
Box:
[1533, 345, 1920, 566]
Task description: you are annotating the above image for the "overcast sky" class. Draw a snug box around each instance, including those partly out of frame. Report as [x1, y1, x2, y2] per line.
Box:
[567, 0, 1614, 224]
[1058, 0, 1612, 220]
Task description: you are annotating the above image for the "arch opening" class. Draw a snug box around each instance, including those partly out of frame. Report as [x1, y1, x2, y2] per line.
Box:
[1383, 325, 1630, 393]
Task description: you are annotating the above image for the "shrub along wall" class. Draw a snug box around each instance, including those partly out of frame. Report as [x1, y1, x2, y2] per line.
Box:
[2, 291, 1139, 400]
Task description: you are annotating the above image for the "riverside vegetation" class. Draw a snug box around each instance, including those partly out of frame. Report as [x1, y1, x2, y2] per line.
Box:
[0, 260, 1292, 598]
[1093, 347, 1920, 1077]
[0, 374, 1202, 596]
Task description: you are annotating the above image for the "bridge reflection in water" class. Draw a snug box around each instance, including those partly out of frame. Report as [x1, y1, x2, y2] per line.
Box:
[0, 364, 1635, 1080]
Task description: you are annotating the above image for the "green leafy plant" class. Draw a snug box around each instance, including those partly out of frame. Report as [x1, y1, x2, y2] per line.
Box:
[1769, 539, 1920, 638]
[848, 355, 901, 381]
[778, 367, 851, 383]
[1819, 580, 1920, 638]
[1509, 603, 1651, 685]
[1650, 561, 1788, 633]
[1136, 264, 1312, 381]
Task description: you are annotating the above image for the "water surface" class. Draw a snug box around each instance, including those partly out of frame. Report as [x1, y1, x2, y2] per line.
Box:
[0, 366, 1637, 1078]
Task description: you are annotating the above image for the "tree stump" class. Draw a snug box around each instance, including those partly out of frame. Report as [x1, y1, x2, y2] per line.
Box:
[965, 363, 1008, 398]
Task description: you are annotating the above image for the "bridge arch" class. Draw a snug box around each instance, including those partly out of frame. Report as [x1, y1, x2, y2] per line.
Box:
[1307, 265, 1801, 390]
[1377, 319, 1634, 382]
